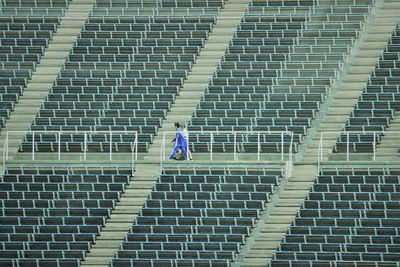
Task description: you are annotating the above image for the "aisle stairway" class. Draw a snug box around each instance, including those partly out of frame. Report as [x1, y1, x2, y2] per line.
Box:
[301, 0, 400, 162]
[375, 111, 400, 161]
[234, 164, 317, 267]
[80, 1, 252, 266]
[143, 0, 251, 161]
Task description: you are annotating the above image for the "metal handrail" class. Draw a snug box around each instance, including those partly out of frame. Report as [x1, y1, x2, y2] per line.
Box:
[161, 130, 295, 162]
[160, 132, 166, 170]
[2, 133, 8, 176]
[2, 130, 138, 164]
[317, 131, 384, 173]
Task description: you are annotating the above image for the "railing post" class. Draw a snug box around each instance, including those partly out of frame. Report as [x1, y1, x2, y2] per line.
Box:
[84, 132, 87, 161]
[58, 132, 61, 160]
[257, 132, 260, 161]
[131, 141, 134, 174]
[135, 131, 138, 161]
[109, 131, 112, 161]
[289, 132, 294, 177]
[320, 132, 323, 162]
[162, 132, 167, 163]
[233, 132, 237, 161]
[6, 131, 9, 161]
[281, 132, 284, 161]
[373, 132, 376, 161]
[346, 132, 349, 162]
[160, 133, 164, 169]
[210, 132, 213, 161]
[3, 132, 9, 176]
[186, 129, 189, 161]
[135, 132, 139, 161]
[163, 132, 166, 162]
[32, 132, 35, 161]
[317, 133, 321, 173]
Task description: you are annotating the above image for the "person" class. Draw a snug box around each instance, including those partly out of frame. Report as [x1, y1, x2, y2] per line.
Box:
[168, 122, 189, 160]
[182, 123, 193, 160]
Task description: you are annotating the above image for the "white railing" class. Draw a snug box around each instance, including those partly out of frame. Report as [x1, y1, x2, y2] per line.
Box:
[2, 131, 138, 172]
[317, 131, 383, 172]
[160, 132, 166, 170]
[160, 130, 295, 162]
[285, 132, 294, 179]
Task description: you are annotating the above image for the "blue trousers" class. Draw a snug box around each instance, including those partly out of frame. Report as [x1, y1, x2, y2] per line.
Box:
[168, 145, 188, 160]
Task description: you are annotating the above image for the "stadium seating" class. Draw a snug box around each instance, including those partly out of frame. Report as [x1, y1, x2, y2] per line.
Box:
[111, 166, 284, 267]
[269, 167, 400, 267]
[21, 0, 224, 154]
[0, 0, 69, 129]
[0, 166, 132, 267]
[334, 24, 400, 153]
[188, 0, 374, 156]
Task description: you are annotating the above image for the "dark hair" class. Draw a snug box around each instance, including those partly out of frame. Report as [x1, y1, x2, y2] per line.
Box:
[174, 122, 180, 128]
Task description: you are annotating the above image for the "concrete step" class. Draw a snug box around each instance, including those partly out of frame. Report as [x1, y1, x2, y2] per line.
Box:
[67, 4, 93, 11]
[318, 124, 347, 131]
[357, 49, 383, 58]
[279, 190, 309, 199]
[37, 58, 65, 67]
[270, 207, 299, 216]
[47, 43, 75, 51]
[34, 67, 62, 75]
[50, 36, 78, 44]
[43, 51, 69, 59]
[374, 17, 399, 24]
[364, 34, 392, 42]
[85, 248, 115, 257]
[29, 74, 56, 83]
[359, 42, 389, 50]
[25, 83, 52, 91]
[247, 250, 275, 258]
[329, 99, 358, 109]
[21, 91, 50, 99]
[341, 74, 369, 83]
[53, 27, 83, 35]
[59, 19, 85, 28]
[182, 83, 209, 91]
[323, 115, 349, 122]
[285, 182, 313, 190]
[113, 206, 142, 213]
[241, 258, 271, 267]
[12, 99, 44, 108]
[352, 58, 378, 66]
[347, 66, 374, 74]
[340, 82, 366, 91]
[178, 91, 205, 98]
[276, 199, 304, 207]
[368, 25, 396, 33]
[328, 106, 354, 115]
[189, 66, 216, 75]
[105, 214, 137, 222]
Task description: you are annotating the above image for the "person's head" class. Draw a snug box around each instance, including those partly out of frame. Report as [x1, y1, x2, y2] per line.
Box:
[174, 122, 180, 129]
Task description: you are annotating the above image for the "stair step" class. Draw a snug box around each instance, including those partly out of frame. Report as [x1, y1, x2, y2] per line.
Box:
[21, 91, 49, 99]
[50, 36, 77, 44]
[271, 207, 299, 215]
[47, 43, 74, 51]
[44, 51, 69, 59]
[352, 58, 378, 66]
[83, 258, 113, 266]
[30, 74, 56, 83]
